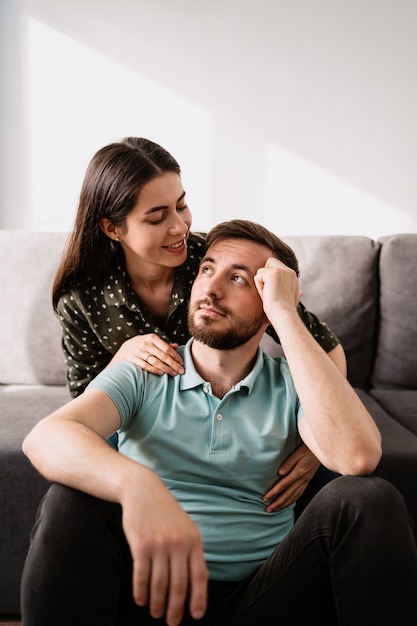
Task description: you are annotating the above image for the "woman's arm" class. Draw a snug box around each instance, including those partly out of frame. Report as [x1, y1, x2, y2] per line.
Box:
[56, 290, 184, 399]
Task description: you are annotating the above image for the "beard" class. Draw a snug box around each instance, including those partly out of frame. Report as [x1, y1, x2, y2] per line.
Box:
[188, 301, 266, 350]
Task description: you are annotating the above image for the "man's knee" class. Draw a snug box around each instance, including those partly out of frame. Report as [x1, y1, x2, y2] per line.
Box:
[33, 483, 122, 545]
[307, 474, 412, 535]
[320, 475, 404, 511]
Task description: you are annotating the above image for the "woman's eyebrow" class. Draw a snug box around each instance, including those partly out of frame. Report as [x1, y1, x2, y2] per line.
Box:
[144, 191, 186, 215]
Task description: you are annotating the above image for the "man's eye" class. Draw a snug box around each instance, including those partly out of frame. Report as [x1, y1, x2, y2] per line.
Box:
[232, 275, 246, 284]
[200, 265, 213, 275]
[177, 204, 188, 212]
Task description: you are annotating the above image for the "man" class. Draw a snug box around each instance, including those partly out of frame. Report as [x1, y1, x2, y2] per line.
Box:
[21, 220, 417, 625]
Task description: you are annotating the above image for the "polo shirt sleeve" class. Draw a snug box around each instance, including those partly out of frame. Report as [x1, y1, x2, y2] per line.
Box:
[87, 361, 143, 428]
[296, 398, 304, 425]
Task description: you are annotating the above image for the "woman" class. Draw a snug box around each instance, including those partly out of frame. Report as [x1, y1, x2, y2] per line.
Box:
[52, 136, 345, 510]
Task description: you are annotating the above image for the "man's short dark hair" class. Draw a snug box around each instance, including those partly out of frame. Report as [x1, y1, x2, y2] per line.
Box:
[205, 220, 300, 276]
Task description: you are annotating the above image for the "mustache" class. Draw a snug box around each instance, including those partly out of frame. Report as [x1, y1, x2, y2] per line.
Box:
[194, 298, 229, 316]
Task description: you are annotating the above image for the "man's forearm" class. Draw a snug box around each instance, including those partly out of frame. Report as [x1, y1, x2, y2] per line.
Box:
[269, 308, 381, 475]
[326, 343, 347, 377]
[22, 415, 149, 503]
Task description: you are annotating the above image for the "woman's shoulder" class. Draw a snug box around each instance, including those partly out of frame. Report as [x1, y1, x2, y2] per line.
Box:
[56, 256, 126, 311]
[187, 231, 207, 262]
[188, 231, 206, 248]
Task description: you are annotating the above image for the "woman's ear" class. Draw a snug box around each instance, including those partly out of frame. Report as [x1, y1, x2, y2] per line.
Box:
[99, 218, 120, 242]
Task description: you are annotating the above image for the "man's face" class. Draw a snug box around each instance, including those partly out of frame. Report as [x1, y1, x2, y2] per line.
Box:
[188, 238, 271, 349]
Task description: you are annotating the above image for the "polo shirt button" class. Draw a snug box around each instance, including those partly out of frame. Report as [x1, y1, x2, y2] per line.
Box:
[216, 414, 223, 421]
[203, 386, 209, 393]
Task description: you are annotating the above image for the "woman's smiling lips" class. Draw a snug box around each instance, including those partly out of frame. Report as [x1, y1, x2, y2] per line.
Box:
[162, 238, 186, 253]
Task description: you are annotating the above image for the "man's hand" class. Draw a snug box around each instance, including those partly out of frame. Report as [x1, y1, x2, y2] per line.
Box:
[110, 333, 185, 376]
[254, 257, 301, 321]
[121, 469, 209, 626]
[263, 445, 320, 512]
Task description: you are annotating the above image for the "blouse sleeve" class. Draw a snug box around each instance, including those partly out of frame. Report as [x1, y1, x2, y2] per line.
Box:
[266, 302, 340, 353]
[56, 292, 112, 398]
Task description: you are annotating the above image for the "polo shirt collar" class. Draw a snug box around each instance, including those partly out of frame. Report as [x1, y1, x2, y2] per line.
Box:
[179, 340, 206, 390]
[180, 338, 264, 394]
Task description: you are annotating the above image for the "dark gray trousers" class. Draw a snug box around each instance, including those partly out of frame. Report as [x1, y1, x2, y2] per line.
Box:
[21, 475, 417, 625]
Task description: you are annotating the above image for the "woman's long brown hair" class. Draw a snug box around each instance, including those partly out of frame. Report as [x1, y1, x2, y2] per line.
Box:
[52, 137, 181, 310]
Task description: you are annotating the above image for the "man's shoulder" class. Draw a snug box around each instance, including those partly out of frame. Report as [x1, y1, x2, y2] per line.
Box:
[89, 360, 141, 389]
[96, 360, 183, 394]
[261, 351, 293, 380]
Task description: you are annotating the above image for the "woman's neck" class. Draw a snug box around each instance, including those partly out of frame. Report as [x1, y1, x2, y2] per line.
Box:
[126, 258, 176, 322]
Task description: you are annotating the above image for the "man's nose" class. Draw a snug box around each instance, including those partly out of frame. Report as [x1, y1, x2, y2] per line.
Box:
[204, 276, 225, 300]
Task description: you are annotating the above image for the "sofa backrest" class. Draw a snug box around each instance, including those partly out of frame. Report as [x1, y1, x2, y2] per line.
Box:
[0, 230, 69, 386]
[371, 234, 417, 389]
[284, 235, 381, 388]
[2, 230, 411, 390]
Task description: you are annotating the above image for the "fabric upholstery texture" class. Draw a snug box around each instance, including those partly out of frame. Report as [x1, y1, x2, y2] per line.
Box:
[0, 385, 70, 613]
[372, 234, 417, 388]
[285, 235, 380, 387]
[0, 231, 68, 386]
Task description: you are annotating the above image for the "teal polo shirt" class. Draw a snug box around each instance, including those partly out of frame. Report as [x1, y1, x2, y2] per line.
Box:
[88, 339, 303, 581]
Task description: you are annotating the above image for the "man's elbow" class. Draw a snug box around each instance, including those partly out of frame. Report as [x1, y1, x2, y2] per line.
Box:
[341, 445, 382, 477]
[22, 429, 37, 462]
[22, 421, 46, 465]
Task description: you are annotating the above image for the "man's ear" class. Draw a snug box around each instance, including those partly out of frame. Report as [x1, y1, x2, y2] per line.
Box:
[99, 218, 120, 242]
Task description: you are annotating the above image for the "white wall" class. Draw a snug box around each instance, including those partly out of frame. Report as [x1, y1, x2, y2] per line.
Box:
[1, 0, 416, 238]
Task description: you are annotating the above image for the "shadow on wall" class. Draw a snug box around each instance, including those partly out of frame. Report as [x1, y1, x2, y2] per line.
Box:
[3, 0, 417, 235]
[28, 0, 417, 215]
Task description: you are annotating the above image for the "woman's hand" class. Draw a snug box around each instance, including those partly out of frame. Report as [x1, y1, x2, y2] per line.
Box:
[263, 444, 320, 512]
[110, 334, 184, 376]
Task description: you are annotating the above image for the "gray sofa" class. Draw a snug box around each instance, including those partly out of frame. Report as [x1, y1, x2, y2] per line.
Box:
[1, 230, 416, 615]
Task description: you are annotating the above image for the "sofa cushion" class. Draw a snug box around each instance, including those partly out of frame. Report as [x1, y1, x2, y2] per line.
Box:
[355, 388, 417, 543]
[370, 389, 417, 437]
[284, 236, 380, 387]
[0, 230, 68, 385]
[0, 384, 70, 613]
[372, 234, 417, 389]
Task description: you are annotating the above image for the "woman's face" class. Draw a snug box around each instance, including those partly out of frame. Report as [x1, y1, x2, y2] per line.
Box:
[110, 171, 192, 270]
